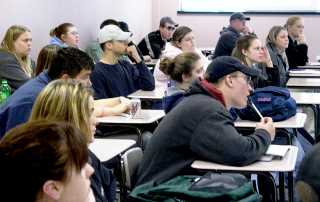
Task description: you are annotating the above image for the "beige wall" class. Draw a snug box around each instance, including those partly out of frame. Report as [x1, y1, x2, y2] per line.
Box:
[1, 0, 319, 61]
[0, 0, 152, 58]
[151, 0, 320, 61]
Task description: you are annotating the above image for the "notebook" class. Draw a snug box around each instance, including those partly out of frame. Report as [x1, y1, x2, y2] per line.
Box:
[259, 144, 290, 162]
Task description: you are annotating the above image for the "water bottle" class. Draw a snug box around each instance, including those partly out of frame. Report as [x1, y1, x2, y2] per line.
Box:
[0, 80, 11, 104]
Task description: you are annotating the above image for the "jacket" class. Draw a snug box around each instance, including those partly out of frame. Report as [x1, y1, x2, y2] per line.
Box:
[266, 43, 289, 87]
[285, 36, 308, 68]
[162, 86, 185, 113]
[0, 71, 51, 138]
[0, 50, 30, 92]
[214, 26, 241, 58]
[138, 30, 165, 59]
[135, 79, 271, 186]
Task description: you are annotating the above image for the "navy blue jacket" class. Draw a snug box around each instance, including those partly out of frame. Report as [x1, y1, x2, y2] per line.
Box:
[0, 71, 51, 138]
[91, 60, 155, 99]
[214, 27, 240, 58]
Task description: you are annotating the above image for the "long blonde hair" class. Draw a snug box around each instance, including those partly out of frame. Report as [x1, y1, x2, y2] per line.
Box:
[1, 25, 33, 77]
[29, 79, 94, 143]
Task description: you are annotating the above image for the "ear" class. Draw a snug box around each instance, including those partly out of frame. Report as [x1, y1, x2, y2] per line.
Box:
[43, 180, 64, 200]
[60, 74, 70, 80]
[105, 42, 113, 50]
[61, 34, 67, 42]
[241, 48, 248, 57]
[224, 75, 234, 88]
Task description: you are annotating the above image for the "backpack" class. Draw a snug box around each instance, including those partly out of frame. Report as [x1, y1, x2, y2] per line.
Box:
[236, 86, 297, 122]
[130, 173, 261, 202]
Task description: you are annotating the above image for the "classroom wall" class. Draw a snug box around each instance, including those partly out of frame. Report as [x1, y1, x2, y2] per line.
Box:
[0, 0, 152, 59]
[151, 0, 320, 61]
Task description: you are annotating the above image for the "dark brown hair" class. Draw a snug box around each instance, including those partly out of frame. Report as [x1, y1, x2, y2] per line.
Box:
[160, 52, 200, 82]
[0, 121, 89, 202]
[232, 34, 258, 66]
[171, 26, 192, 47]
[50, 23, 74, 40]
[35, 44, 60, 76]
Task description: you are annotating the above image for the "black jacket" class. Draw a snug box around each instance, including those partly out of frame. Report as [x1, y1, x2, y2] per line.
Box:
[285, 36, 308, 68]
[214, 27, 240, 58]
[135, 80, 271, 187]
[138, 30, 166, 59]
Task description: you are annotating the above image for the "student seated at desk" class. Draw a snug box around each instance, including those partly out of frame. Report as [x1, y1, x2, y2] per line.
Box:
[0, 47, 131, 138]
[160, 52, 204, 113]
[153, 26, 209, 90]
[135, 56, 275, 187]
[266, 26, 289, 87]
[285, 16, 308, 68]
[0, 25, 34, 92]
[232, 34, 279, 88]
[0, 121, 95, 202]
[29, 79, 117, 202]
[90, 25, 155, 99]
[49, 23, 79, 48]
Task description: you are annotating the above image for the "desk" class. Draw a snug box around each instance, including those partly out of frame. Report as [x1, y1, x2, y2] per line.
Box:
[297, 62, 320, 69]
[89, 138, 136, 162]
[98, 109, 165, 124]
[128, 89, 165, 100]
[235, 112, 306, 129]
[286, 78, 320, 89]
[191, 145, 298, 202]
[289, 69, 320, 78]
[98, 110, 165, 146]
[291, 91, 320, 142]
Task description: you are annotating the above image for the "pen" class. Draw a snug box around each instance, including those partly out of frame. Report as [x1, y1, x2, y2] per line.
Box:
[250, 101, 264, 120]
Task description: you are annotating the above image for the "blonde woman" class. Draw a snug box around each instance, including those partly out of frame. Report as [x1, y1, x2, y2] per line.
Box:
[285, 16, 308, 68]
[0, 25, 34, 91]
[30, 79, 117, 202]
[266, 26, 289, 87]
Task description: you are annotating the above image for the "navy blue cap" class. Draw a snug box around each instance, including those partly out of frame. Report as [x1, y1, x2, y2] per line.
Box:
[205, 56, 260, 82]
[230, 12, 250, 21]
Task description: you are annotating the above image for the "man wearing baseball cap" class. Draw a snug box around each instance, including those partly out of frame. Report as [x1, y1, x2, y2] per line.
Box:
[90, 24, 155, 99]
[214, 12, 252, 58]
[135, 56, 275, 187]
[138, 16, 178, 59]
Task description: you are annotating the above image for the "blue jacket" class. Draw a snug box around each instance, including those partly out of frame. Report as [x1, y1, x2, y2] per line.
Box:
[163, 86, 185, 113]
[214, 26, 240, 58]
[91, 60, 155, 99]
[0, 71, 51, 138]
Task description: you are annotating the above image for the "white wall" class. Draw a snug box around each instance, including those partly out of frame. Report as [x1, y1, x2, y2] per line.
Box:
[151, 0, 320, 61]
[0, 0, 152, 58]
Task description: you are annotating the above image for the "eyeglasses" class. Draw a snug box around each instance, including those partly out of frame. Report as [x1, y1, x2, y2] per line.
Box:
[165, 26, 176, 31]
[231, 74, 253, 87]
[69, 31, 79, 36]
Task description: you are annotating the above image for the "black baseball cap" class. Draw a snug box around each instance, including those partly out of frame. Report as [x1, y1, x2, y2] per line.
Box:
[205, 56, 260, 82]
[297, 143, 320, 197]
[230, 12, 250, 21]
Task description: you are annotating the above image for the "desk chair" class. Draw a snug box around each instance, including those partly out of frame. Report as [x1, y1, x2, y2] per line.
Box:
[120, 147, 143, 200]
